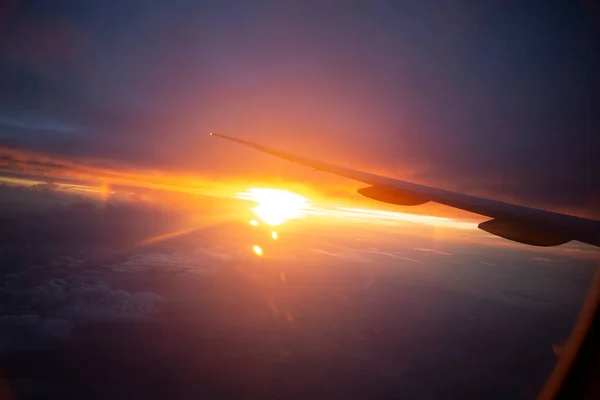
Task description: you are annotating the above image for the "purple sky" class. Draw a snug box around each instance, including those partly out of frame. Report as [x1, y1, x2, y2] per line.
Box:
[0, 0, 598, 217]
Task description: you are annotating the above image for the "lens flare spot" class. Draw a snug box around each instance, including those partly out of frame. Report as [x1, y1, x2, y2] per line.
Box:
[280, 272, 286, 283]
[252, 245, 263, 256]
[271, 230, 278, 240]
[250, 220, 259, 226]
[267, 300, 278, 314]
[284, 311, 294, 324]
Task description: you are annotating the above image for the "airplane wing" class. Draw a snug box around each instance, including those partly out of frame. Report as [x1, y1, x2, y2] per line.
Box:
[211, 133, 599, 247]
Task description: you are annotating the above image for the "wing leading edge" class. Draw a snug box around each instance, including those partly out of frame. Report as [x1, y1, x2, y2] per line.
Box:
[211, 133, 599, 247]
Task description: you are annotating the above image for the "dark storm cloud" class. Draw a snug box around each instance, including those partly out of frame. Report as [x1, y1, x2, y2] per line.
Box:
[0, 1, 598, 215]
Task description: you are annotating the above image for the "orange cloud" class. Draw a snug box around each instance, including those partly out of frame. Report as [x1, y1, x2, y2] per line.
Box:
[0, 144, 487, 224]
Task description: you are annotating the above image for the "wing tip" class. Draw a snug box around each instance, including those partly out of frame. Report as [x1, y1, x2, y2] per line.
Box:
[210, 133, 241, 143]
[210, 132, 227, 139]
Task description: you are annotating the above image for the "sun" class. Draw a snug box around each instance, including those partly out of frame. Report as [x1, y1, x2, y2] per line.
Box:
[237, 188, 309, 226]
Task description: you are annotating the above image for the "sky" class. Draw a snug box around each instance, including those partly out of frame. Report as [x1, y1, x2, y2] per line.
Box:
[0, 0, 599, 218]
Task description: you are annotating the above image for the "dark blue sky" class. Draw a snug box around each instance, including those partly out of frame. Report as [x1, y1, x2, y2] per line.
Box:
[0, 0, 598, 216]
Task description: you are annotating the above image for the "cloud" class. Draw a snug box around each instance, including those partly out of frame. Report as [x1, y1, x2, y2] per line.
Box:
[194, 248, 236, 263]
[480, 261, 499, 267]
[31, 277, 163, 324]
[0, 272, 163, 352]
[0, 314, 73, 352]
[532, 257, 563, 263]
[413, 248, 453, 256]
[310, 249, 372, 264]
[30, 182, 60, 192]
[0, 146, 240, 203]
[360, 249, 423, 264]
[112, 252, 216, 275]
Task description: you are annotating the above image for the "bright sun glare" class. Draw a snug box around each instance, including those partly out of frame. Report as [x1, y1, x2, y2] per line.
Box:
[237, 188, 309, 226]
[236, 187, 477, 233]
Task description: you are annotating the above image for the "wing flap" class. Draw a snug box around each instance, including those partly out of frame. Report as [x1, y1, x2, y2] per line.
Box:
[478, 219, 571, 247]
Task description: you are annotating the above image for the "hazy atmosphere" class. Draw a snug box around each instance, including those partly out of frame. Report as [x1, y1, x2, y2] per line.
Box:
[0, 1, 598, 399]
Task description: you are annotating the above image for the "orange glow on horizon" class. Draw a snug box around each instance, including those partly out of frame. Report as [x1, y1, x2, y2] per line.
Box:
[0, 146, 485, 230]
